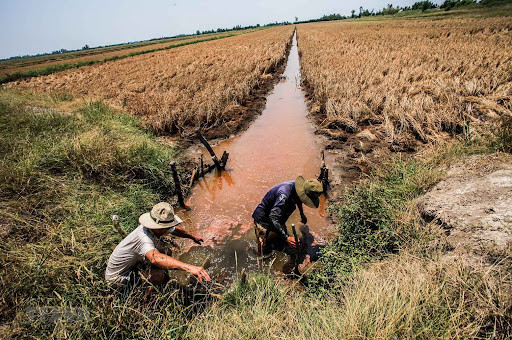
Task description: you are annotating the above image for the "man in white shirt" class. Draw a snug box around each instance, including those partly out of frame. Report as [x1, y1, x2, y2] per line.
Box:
[105, 202, 211, 287]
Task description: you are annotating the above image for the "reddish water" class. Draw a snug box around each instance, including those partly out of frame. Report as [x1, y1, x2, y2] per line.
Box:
[174, 32, 335, 282]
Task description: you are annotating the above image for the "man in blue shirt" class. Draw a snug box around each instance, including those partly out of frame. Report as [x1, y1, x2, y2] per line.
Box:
[252, 176, 323, 254]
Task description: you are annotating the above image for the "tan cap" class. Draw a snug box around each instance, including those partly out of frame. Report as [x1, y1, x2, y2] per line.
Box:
[139, 202, 182, 230]
[295, 176, 323, 208]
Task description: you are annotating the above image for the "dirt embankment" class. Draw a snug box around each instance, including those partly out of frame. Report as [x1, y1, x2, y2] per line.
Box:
[418, 153, 512, 266]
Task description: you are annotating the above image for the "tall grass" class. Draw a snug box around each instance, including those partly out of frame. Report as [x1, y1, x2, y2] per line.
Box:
[0, 90, 196, 337]
[187, 253, 512, 339]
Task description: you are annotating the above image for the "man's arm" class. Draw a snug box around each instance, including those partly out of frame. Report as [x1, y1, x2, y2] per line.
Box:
[296, 202, 307, 224]
[145, 249, 210, 282]
[269, 206, 289, 240]
[269, 193, 298, 248]
[171, 226, 203, 244]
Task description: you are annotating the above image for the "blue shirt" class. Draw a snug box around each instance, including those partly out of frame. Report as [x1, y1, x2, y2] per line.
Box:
[252, 181, 299, 239]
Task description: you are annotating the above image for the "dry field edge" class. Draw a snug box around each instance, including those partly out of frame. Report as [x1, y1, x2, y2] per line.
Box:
[2, 35, 201, 69]
[0, 31, 235, 69]
[0, 30, 263, 85]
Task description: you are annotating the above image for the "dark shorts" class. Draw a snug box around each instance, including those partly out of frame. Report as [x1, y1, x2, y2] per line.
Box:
[120, 262, 170, 289]
[120, 264, 145, 288]
[254, 220, 286, 253]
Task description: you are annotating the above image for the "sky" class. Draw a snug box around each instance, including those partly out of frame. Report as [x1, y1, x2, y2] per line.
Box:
[0, 0, 443, 60]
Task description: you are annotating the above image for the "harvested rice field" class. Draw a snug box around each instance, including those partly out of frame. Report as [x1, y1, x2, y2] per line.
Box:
[12, 26, 294, 137]
[0, 31, 244, 78]
[298, 18, 512, 149]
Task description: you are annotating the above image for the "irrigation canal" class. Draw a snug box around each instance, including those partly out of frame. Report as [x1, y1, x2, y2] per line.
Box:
[174, 32, 335, 284]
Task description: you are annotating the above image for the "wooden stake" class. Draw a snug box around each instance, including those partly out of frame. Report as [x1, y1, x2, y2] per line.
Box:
[200, 154, 204, 176]
[220, 151, 229, 169]
[196, 130, 222, 171]
[170, 161, 185, 208]
[291, 224, 300, 276]
[189, 167, 198, 188]
[318, 150, 329, 192]
[240, 268, 247, 285]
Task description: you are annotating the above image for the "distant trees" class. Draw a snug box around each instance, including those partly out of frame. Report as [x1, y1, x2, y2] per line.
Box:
[412, 1, 437, 12]
[382, 4, 400, 15]
[339, 0, 452, 18]
[441, 0, 476, 10]
[319, 13, 347, 21]
[82, 44, 90, 50]
[51, 48, 69, 54]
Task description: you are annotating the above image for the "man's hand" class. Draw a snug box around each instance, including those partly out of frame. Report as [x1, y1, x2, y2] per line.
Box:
[300, 214, 308, 224]
[187, 265, 211, 282]
[172, 227, 205, 245]
[193, 236, 204, 245]
[145, 250, 210, 282]
[287, 236, 298, 249]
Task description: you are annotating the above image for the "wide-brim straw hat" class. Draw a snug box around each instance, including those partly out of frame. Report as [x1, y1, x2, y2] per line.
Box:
[295, 176, 323, 209]
[139, 202, 182, 230]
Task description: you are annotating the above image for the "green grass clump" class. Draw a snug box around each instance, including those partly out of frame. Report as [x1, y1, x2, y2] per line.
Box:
[0, 90, 191, 338]
[307, 156, 443, 293]
[498, 114, 512, 153]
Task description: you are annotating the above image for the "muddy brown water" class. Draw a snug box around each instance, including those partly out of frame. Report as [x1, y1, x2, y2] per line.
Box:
[173, 32, 336, 284]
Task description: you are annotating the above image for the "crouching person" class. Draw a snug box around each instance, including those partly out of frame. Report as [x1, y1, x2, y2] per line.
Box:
[105, 202, 211, 288]
[252, 176, 323, 255]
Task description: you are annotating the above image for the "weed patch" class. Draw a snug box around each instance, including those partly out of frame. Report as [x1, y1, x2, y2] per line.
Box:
[498, 114, 512, 153]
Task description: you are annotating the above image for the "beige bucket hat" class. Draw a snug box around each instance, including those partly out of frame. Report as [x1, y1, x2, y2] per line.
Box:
[139, 202, 182, 230]
[295, 176, 323, 208]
